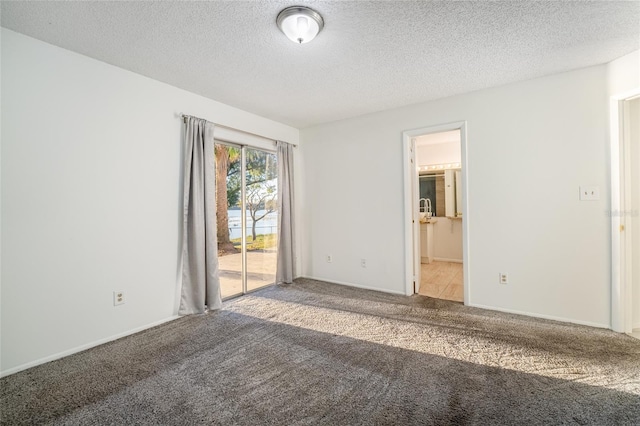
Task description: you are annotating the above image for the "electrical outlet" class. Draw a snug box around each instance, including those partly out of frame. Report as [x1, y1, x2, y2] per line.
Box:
[326, 254, 332, 263]
[361, 258, 367, 268]
[579, 186, 599, 201]
[114, 291, 125, 306]
[499, 273, 508, 285]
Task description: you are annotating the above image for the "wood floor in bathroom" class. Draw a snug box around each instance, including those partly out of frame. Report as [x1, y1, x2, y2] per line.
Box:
[418, 261, 463, 302]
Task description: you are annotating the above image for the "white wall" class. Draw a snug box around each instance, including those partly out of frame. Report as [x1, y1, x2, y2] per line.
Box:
[0, 29, 299, 375]
[301, 64, 611, 327]
[607, 50, 640, 98]
[417, 141, 461, 166]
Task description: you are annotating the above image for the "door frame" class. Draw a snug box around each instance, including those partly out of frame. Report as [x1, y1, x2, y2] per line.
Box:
[402, 121, 469, 302]
[610, 89, 640, 333]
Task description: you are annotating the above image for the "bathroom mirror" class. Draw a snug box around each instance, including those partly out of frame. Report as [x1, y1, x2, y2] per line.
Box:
[419, 169, 461, 218]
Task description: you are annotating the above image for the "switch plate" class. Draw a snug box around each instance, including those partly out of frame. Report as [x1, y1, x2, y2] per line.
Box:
[360, 259, 367, 268]
[579, 186, 599, 201]
[326, 254, 332, 263]
[499, 273, 508, 285]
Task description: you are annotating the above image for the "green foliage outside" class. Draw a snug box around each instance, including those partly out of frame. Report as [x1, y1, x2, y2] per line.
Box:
[226, 149, 277, 209]
[230, 233, 278, 251]
[215, 145, 278, 253]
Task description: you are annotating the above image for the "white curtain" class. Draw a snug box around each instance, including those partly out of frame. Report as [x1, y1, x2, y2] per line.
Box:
[276, 141, 296, 284]
[179, 116, 222, 314]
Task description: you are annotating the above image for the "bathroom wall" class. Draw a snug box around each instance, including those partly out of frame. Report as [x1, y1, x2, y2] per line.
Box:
[417, 138, 462, 217]
[416, 141, 460, 166]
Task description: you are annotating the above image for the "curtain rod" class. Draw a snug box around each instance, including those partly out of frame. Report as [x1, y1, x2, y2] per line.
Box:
[181, 114, 294, 147]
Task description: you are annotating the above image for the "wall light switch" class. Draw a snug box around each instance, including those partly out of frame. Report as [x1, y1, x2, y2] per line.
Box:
[579, 186, 599, 201]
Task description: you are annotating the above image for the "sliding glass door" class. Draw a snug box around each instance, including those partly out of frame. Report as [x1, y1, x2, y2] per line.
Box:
[215, 142, 242, 298]
[245, 147, 278, 291]
[215, 143, 278, 299]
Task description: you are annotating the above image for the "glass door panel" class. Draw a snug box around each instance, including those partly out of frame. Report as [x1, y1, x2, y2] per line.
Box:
[215, 142, 243, 299]
[245, 148, 278, 292]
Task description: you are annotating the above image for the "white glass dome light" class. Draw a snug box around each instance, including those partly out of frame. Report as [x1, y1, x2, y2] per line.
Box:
[277, 6, 324, 44]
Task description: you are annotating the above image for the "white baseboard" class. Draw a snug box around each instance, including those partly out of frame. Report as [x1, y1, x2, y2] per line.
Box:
[433, 257, 463, 263]
[300, 277, 610, 329]
[301, 276, 406, 296]
[0, 315, 180, 378]
[468, 303, 610, 330]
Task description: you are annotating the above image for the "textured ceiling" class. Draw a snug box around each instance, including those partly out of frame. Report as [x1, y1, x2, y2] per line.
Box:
[2, 1, 639, 128]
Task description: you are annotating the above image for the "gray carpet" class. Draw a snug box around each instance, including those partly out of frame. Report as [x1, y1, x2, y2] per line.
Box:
[2, 278, 640, 425]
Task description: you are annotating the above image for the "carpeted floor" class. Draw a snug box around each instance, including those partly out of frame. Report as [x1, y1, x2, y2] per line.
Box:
[2, 278, 640, 425]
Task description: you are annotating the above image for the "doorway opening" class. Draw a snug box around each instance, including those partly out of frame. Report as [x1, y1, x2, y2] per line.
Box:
[611, 91, 640, 337]
[402, 122, 469, 304]
[416, 130, 463, 302]
[215, 142, 278, 299]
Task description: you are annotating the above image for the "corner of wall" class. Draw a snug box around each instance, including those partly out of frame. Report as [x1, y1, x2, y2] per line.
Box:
[607, 50, 640, 97]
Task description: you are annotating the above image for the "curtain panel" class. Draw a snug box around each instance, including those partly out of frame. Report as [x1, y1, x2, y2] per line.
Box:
[179, 117, 222, 314]
[276, 141, 296, 284]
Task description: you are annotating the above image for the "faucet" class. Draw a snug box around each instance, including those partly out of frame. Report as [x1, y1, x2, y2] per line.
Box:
[419, 198, 432, 219]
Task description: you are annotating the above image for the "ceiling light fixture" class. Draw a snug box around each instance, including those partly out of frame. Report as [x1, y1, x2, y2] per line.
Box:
[277, 6, 324, 44]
